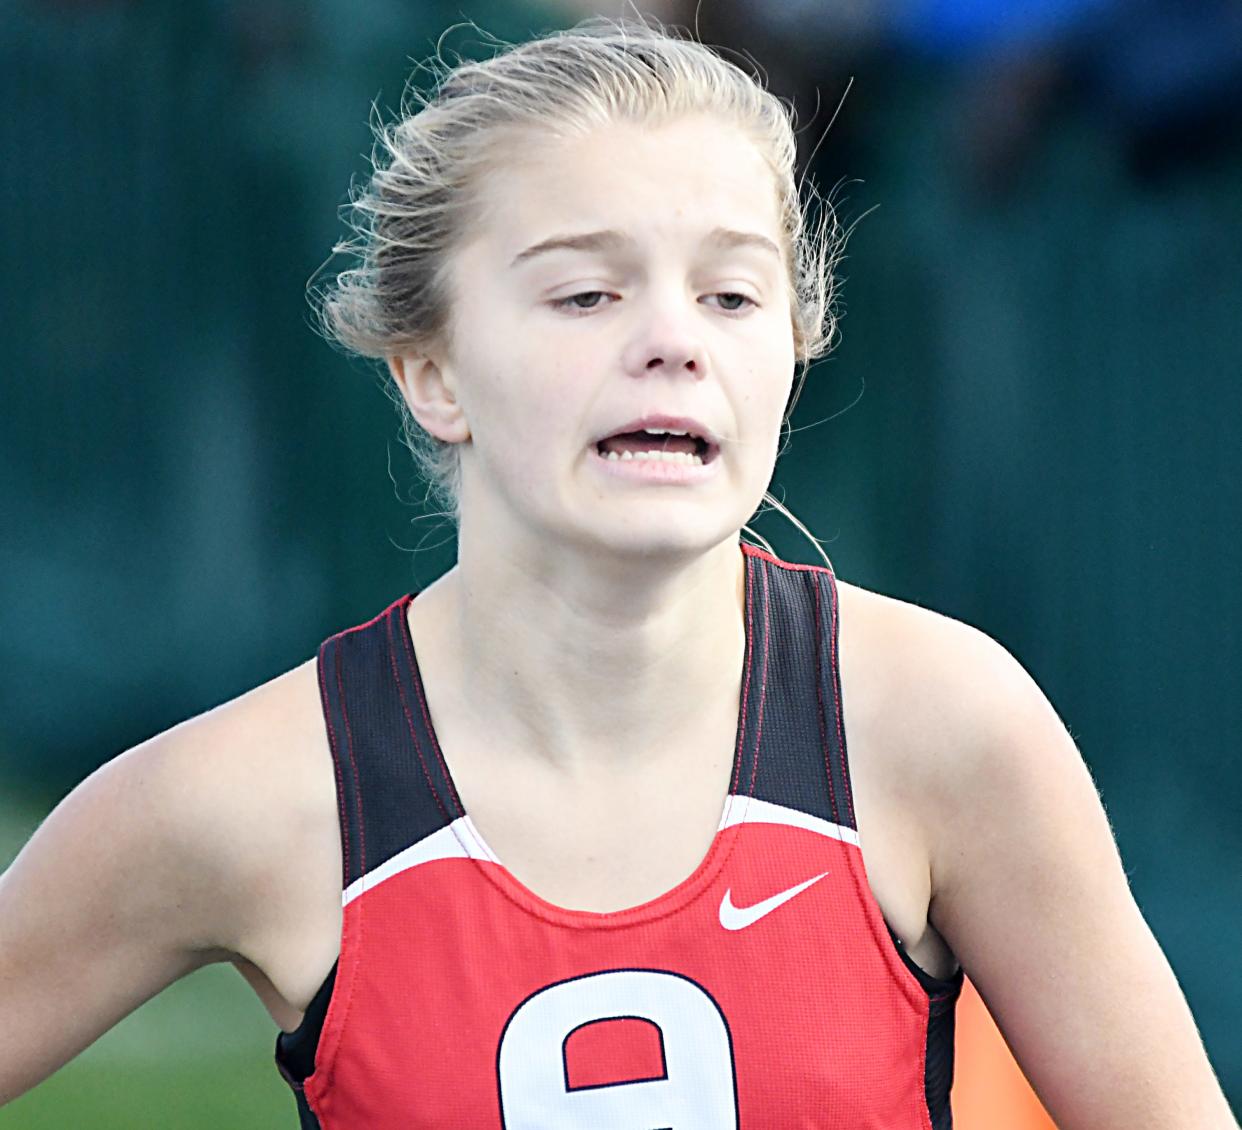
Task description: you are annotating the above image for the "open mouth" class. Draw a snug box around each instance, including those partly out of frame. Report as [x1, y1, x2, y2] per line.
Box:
[594, 428, 719, 465]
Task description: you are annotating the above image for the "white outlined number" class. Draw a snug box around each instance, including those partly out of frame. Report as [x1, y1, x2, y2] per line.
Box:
[497, 969, 738, 1128]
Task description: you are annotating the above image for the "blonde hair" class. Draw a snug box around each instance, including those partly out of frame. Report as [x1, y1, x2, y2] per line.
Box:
[315, 14, 841, 568]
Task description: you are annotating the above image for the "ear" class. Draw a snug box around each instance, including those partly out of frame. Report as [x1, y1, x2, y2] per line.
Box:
[387, 353, 471, 444]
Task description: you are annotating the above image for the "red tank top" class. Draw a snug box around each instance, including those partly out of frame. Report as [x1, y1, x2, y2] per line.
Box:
[275, 544, 961, 1128]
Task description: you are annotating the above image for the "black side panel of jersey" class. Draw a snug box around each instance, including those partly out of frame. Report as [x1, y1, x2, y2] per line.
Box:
[280, 1079, 323, 1130]
[926, 985, 959, 1130]
[744, 557, 855, 832]
[275, 961, 338, 1089]
[889, 925, 964, 1129]
[275, 965, 333, 1127]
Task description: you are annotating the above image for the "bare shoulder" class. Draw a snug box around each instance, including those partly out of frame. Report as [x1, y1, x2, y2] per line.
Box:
[86, 654, 343, 1005]
[140, 657, 337, 957]
[33, 654, 336, 970]
[832, 577, 1049, 796]
[829, 577, 1059, 973]
[91, 656, 334, 956]
[158, 657, 343, 1017]
[831, 576, 1091, 896]
[162, 656, 332, 830]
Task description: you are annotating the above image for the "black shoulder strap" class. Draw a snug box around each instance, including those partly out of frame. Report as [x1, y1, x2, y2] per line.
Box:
[317, 595, 464, 890]
[742, 549, 856, 831]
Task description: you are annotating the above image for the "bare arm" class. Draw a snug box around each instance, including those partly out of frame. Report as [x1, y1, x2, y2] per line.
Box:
[0, 662, 318, 1106]
[923, 625, 1235, 1128]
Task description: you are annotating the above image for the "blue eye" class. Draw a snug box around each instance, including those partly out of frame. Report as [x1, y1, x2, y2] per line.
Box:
[552, 291, 613, 312]
[708, 292, 756, 312]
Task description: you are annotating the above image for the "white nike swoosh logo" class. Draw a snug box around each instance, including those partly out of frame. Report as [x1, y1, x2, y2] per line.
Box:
[718, 872, 830, 931]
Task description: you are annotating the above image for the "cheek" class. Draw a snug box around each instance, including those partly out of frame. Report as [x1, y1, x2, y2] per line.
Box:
[744, 345, 795, 423]
[468, 348, 581, 467]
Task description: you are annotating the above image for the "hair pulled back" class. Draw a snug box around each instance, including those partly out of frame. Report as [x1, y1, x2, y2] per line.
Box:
[316, 14, 841, 539]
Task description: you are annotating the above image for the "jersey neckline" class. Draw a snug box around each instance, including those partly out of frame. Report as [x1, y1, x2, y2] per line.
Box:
[389, 542, 770, 930]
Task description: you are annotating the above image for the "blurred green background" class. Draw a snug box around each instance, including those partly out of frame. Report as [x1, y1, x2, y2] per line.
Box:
[2, 0, 1240, 1124]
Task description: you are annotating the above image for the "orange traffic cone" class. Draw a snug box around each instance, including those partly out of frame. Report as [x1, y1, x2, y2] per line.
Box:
[953, 978, 1056, 1129]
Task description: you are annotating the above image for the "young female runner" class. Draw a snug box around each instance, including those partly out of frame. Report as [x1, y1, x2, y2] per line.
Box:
[0, 16, 1234, 1129]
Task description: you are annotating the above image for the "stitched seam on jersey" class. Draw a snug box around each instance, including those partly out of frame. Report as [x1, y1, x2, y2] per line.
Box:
[385, 608, 452, 823]
[334, 644, 366, 1081]
[746, 556, 771, 799]
[336, 647, 367, 880]
[318, 640, 350, 889]
[397, 595, 465, 814]
[826, 565, 857, 828]
[917, 993, 936, 1130]
[741, 543, 834, 575]
[308, 642, 367, 1112]
[731, 548, 756, 794]
[454, 813, 500, 864]
[812, 574, 841, 826]
[334, 597, 404, 638]
[306, 645, 345, 1125]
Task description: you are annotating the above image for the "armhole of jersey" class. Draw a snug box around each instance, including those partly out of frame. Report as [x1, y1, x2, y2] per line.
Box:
[887, 924, 964, 997]
[275, 960, 339, 1086]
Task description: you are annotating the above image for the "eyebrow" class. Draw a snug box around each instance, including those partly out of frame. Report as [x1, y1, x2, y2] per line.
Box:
[508, 227, 783, 268]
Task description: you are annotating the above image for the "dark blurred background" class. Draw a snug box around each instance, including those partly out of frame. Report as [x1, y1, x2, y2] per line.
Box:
[2, 0, 1240, 1123]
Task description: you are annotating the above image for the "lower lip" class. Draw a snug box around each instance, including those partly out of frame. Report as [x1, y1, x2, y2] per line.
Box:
[589, 445, 721, 484]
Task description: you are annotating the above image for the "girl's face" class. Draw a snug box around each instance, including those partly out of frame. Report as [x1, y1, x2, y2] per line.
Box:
[430, 113, 796, 561]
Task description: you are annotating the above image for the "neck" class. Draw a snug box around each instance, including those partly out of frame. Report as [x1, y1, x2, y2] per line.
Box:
[413, 534, 748, 778]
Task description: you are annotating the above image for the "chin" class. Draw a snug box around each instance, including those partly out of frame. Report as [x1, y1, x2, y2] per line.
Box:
[572, 507, 748, 563]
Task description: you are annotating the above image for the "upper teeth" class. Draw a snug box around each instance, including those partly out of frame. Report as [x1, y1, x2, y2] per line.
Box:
[646, 427, 690, 436]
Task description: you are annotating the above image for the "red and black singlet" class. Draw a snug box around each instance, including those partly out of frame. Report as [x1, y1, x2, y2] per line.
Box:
[275, 544, 962, 1128]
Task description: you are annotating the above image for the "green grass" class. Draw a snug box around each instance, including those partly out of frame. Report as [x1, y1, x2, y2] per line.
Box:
[1, 796, 296, 1127]
[0, 965, 295, 1127]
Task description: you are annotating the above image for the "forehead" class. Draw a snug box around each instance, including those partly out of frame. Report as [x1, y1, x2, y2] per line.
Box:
[468, 115, 784, 263]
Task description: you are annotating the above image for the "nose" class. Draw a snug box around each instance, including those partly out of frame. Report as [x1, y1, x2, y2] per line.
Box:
[620, 300, 707, 381]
